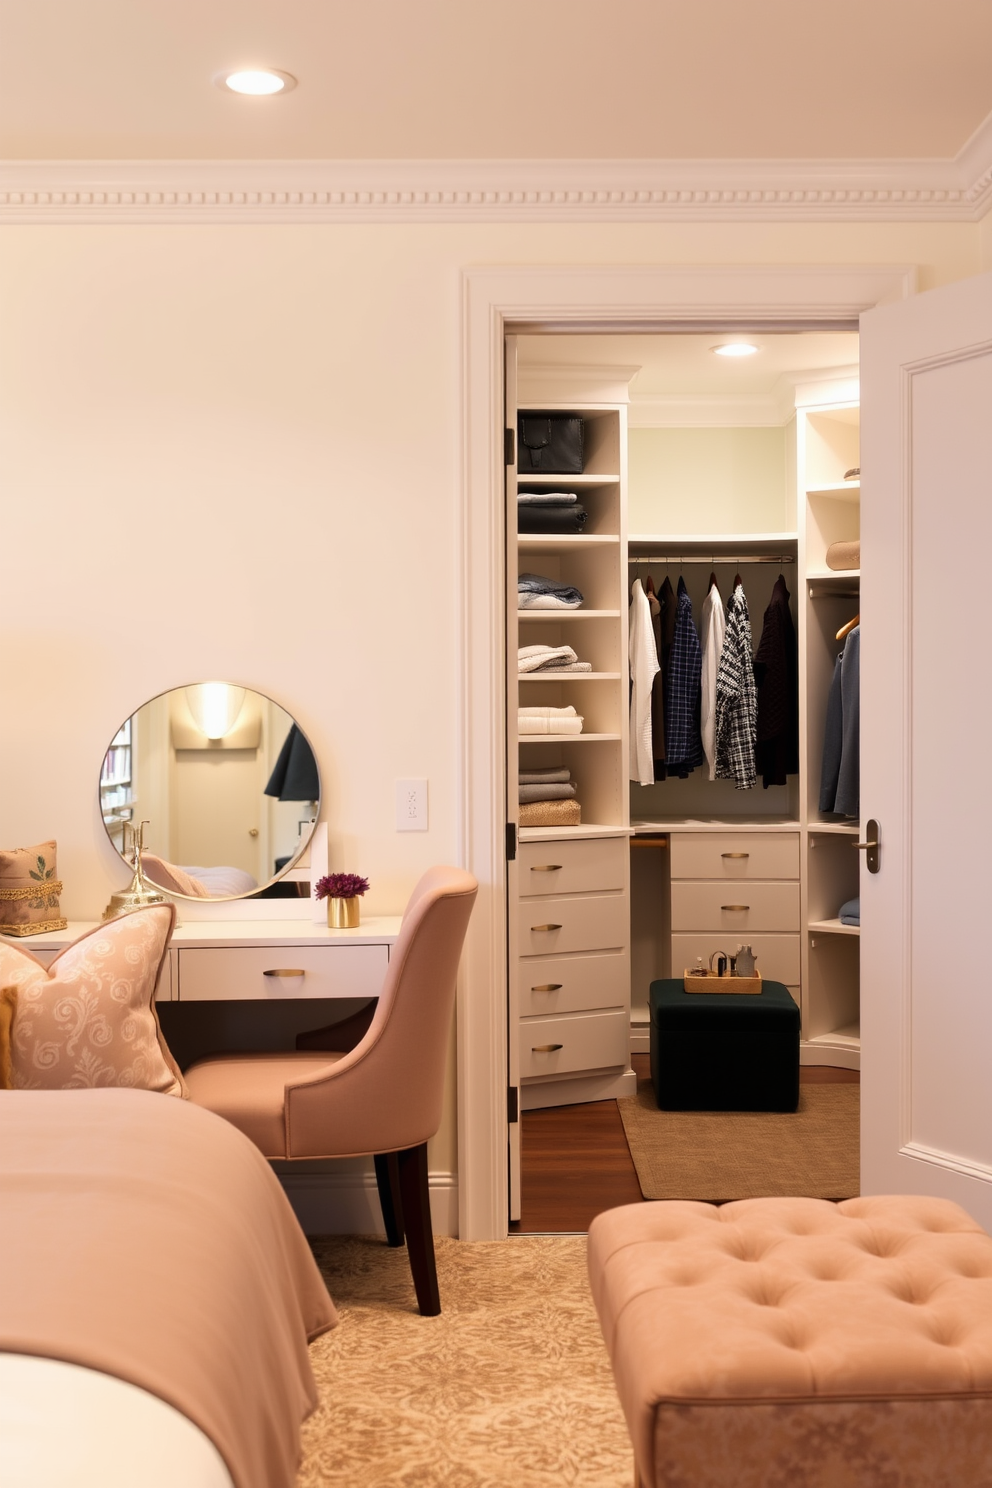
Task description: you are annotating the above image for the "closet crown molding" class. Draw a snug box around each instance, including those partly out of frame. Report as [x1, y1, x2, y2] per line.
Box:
[2, 140, 991, 223]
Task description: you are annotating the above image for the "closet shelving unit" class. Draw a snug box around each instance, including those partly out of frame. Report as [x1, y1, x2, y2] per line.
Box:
[506, 367, 635, 1187]
[799, 401, 861, 1067]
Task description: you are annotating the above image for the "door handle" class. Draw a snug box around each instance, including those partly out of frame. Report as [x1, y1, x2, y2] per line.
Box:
[854, 819, 880, 874]
[530, 923, 562, 932]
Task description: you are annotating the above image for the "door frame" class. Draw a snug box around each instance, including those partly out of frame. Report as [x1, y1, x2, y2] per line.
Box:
[457, 262, 916, 1241]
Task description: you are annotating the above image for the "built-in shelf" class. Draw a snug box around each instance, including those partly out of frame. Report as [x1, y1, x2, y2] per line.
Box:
[517, 473, 620, 487]
[809, 821, 859, 834]
[807, 1023, 860, 1049]
[518, 535, 620, 550]
[517, 609, 621, 620]
[807, 571, 860, 596]
[807, 482, 860, 501]
[631, 817, 801, 834]
[518, 733, 621, 743]
[519, 824, 630, 842]
[629, 532, 798, 546]
[808, 918, 860, 937]
[518, 672, 622, 682]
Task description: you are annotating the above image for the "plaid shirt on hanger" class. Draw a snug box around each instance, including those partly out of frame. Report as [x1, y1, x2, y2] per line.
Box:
[714, 582, 757, 790]
[665, 577, 703, 775]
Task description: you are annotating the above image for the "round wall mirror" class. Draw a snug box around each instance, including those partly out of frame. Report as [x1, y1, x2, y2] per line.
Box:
[100, 683, 320, 901]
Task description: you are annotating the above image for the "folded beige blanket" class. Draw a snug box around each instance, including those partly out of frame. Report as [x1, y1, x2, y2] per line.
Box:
[519, 783, 577, 803]
[518, 644, 578, 672]
[826, 539, 860, 571]
[519, 717, 584, 734]
[0, 1089, 337, 1488]
[519, 799, 582, 827]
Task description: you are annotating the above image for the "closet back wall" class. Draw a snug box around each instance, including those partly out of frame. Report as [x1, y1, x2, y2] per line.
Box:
[628, 427, 789, 534]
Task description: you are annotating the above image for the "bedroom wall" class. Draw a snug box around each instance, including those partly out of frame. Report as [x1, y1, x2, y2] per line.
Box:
[0, 216, 984, 1201]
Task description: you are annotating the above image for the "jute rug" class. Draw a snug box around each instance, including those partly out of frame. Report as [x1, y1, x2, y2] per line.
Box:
[618, 1083, 860, 1202]
[299, 1235, 631, 1487]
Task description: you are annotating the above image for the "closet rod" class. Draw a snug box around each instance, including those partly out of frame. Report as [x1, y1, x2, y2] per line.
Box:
[628, 554, 795, 565]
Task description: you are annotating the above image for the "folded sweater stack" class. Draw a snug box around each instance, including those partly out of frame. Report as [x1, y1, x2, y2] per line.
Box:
[518, 766, 582, 827]
[517, 491, 588, 534]
[518, 705, 584, 736]
[518, 573, 584, 609]
[518, 644, 592, 675]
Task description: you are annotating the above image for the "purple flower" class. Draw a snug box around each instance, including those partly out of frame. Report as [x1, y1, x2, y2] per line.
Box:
[314, 872, 370, 901]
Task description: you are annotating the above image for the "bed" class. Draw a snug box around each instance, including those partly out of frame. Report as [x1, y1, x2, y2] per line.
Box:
[0, 1086, 337, 1488]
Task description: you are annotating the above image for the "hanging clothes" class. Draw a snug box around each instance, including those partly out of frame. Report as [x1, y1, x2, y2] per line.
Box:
[628, 578, 661, 785]
[714, 581, 757, 790]
[753, 574, 799, 789]
[653, 575, 676, 780]
[819, 624, 860, 816]
[665, 576, 703, 777]
[699, 576, 727, 782]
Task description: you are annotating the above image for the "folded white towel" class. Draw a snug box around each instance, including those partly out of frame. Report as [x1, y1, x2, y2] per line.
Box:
[518, 593, 583, 609]
[518, 717, 584, 735]
[518, 644, 578, 673]
[519, 705, 578, 718]
[531, 660, 593, 673]
[517, 492, 578, 505]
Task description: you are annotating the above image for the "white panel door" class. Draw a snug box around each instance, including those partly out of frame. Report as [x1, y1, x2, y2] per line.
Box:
[860, 271, 992, 1226]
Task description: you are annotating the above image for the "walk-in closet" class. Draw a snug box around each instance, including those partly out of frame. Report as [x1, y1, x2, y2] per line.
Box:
[505, 330, 862, 1226]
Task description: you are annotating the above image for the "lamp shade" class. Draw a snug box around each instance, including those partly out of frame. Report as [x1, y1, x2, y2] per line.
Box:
[264, 723, 319, 801]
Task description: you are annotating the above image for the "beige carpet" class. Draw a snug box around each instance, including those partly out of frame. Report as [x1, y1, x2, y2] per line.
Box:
[618, 1083, 860, 1202]
[299, 1235, 632, 1488]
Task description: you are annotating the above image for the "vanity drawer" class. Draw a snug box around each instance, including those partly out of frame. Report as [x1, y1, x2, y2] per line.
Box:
[670, 832, 799, 881]
[176, 944, 389, 1002]
[517, 893, 628, 958]
[671, 881, 799, 934]
[520, 1007, 629, 1080]
[518, 949, 627, 1018]
[671, 933, 801, 987]
[518, 836, 627, 897]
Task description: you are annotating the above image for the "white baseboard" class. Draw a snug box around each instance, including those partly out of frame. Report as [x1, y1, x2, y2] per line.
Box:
[630, 1021, 651, 1054]
[280, 1169, 459, 1237]
[521, 1066, 637, 1111]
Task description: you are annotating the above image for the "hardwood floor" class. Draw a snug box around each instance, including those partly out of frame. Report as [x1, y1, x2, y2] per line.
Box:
[509, 1055, 860, 1234]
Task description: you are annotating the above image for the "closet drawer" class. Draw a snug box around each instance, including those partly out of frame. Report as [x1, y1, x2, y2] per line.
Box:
[176, 944, 389, 1002]
[517, 949, 627, 1018]
[671, 881, 799, 934]
[518, 836, 627, 897]
[520, 1007, 629, 1081]
[517, 893, 627, 958]
[670, 832, 799, 881]
[671, 933, 801, 987]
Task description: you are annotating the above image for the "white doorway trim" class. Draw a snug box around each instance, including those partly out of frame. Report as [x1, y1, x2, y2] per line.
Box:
[457, 262, 915, 1242]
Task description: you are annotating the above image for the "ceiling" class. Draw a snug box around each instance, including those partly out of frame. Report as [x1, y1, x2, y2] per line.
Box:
[2, 0, 991, 163]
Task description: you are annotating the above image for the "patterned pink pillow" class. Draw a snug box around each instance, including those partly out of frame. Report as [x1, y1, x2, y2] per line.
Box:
[0, 904, 185, 1097]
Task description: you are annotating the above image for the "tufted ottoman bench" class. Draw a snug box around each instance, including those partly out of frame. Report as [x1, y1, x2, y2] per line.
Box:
[588, 1195, 992, 1488]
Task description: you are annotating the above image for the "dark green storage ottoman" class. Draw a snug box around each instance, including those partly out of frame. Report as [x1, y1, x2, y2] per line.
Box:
[649, 979, 800, 1112]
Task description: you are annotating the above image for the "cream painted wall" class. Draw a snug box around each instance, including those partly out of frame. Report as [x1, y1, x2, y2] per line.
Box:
[629, 427, 788, 535]
[0, 216, 984, 1186]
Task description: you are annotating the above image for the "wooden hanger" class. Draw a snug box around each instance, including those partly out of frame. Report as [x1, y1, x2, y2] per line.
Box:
[836, 612, 859, 642]
[708, 570, 719, 592]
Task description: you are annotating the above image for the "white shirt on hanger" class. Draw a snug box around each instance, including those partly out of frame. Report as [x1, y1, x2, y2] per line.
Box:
[629, 577, 660, 786]
[699, 580, 727, 781]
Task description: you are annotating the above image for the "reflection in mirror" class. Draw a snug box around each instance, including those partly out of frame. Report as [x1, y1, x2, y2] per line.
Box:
[100, 684, 320, 901]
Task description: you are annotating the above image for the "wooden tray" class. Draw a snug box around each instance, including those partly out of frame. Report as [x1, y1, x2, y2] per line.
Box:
[683, 969, 762, 995]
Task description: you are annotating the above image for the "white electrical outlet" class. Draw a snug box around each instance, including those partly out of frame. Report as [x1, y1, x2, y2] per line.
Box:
[395, 778, 428, 832]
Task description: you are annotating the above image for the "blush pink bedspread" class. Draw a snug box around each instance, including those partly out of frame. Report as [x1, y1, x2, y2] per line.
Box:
[0, 1088, 337, 1488]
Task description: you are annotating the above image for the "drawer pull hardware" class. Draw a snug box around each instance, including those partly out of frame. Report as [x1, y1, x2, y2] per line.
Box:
[721, 852, 749, 859]
[530, 864, 563, 872]
[530, 923, 562, 932]
[721, 905, 749, 912]
[263, 968, 306, 978]
[532, 983, 563, 992]
[531, 1044, 564, 1053]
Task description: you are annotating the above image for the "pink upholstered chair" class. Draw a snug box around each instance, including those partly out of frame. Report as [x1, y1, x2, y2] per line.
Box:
[184, 866, 478, 1316]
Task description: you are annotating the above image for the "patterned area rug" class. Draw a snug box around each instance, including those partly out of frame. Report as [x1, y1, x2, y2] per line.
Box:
[299, 1235, 631, 1488]
[618, 1082, 860, 1202]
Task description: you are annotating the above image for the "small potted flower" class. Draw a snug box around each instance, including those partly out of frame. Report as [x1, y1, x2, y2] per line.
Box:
[315, 872, 370, 929]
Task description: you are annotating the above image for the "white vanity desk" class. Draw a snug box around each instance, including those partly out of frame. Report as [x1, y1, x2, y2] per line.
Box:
[17, 918, 403, 1003]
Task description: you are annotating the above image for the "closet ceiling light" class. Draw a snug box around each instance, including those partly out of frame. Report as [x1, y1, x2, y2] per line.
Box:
[217, 69, 297, 96]
[712, 343, 759, 358]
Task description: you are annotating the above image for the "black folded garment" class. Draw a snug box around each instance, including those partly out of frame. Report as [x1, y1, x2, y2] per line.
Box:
[517, 503, 588, 534]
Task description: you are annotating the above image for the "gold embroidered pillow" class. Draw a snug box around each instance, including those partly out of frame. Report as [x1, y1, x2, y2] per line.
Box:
[0, 904, 185, 1097]
[0, 839, 68, 937]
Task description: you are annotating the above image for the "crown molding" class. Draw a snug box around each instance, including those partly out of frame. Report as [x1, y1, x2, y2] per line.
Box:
[630, 364, 861, 429]
[517, 362, 640, 405]
[1, 128, 991, 224]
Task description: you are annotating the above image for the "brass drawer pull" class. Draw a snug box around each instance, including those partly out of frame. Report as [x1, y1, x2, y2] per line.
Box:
[531, 983, 563, 992]
[263, 968, 306, 978]
[531, 1044, 564, 1053]
[530, 923, 562, 932]
[721, 905, 749, 912]
[721, 852, 749, 859]
[530, 864, 562, 872]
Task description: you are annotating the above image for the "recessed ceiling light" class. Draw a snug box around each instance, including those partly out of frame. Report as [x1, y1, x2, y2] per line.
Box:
[711, 343, 759, 358]
[216, 69, 297, 96]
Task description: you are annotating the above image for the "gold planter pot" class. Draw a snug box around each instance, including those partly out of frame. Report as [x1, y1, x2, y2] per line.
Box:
[327, 896, 360, 929]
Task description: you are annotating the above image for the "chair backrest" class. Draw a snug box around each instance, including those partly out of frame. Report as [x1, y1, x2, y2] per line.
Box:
[284, 866, 478, 1159]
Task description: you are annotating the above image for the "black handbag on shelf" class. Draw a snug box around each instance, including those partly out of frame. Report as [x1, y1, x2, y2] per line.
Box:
[517, 414, 585, 474]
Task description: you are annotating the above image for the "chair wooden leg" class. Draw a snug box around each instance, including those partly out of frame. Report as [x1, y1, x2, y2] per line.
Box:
[397, 1142, 440, 1316]
[374, 1152, 405, 1247]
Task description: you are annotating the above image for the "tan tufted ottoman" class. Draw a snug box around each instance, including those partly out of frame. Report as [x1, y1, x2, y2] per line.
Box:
[588, 1196, 992, 1488]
